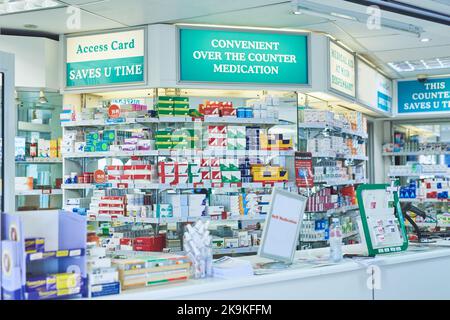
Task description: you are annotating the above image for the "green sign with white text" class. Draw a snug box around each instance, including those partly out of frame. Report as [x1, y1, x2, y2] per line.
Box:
[66, 29, 145, 88]
[179, 28, 309, 85]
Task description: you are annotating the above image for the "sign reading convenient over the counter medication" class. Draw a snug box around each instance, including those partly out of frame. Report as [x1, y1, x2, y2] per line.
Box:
[329, 41, 356, 98]
[66, 29, 145, 88]
[397, 77, 450, 114]
[179, 28, 309, 85]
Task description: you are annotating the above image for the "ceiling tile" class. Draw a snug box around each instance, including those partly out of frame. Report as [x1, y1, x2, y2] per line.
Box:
[0, 7, 125, 34]
[75, 0, 285, 26]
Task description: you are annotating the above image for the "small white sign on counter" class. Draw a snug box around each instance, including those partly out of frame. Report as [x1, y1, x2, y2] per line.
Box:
[259, 188, 307, 264]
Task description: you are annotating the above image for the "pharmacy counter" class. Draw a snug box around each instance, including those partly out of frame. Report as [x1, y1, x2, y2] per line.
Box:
[92, 245, 450, 300]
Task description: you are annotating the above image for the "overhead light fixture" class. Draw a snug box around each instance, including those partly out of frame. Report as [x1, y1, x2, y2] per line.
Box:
[290, 0, 423, 37]
[24, 24, 38, 29]
[388, 56, 450, 72]
[420, 37, 430, 42]
[293, 11, 302, 15]
[330, 12, 357, 21]
[38, 90, 48, 104]
[0, 0, 62, 16]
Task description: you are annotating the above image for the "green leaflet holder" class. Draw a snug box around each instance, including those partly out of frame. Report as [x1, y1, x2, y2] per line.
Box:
[356, 184, 409, 256]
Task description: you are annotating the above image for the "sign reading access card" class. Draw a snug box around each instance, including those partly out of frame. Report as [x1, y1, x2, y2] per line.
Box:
[179, 28, 309, 85]
[397, 77, 450, 114]
[66, 29, 145, 88]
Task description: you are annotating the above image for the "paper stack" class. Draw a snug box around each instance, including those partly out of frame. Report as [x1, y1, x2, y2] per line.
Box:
[212, 257, 254, 279]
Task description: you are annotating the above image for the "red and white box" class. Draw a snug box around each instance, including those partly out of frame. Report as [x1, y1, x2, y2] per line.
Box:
[208, 138, 227, 148]
[160, 174, 177, 185]
[207, 125, 227, 135]
[210, 158, 220, 168]
[107, 175, 121, 181]
[158, 162, 176, 175]
[201, 171, 211, 181]
[132, 174, 152, 182]
[201, 158, 211, 167]
[106, 165, 124, 175]
[211, 170, 222, 182]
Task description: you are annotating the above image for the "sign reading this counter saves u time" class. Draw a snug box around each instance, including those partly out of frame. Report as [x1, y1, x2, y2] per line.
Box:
[66, 29, 145, 88]
[179, 28, 309, 85]
[397, 77, 450, 114]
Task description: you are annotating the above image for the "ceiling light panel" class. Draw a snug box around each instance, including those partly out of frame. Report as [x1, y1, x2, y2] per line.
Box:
[388, 56, 450, 72]
[0, 0, 62, 16]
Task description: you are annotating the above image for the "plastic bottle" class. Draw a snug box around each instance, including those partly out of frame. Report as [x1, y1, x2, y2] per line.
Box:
[329, 218, 343, 263]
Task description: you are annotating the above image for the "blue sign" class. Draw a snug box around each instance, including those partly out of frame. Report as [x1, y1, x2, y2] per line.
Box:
[377, 91, 391, 112]
[398, 77, 450, 114]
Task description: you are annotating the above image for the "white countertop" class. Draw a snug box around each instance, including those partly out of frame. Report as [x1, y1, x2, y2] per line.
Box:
[91, 244, 450, 300]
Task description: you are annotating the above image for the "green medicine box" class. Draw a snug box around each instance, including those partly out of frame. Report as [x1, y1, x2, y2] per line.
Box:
[155, 141, 173, 149]
[172, 96, 189, 102]
[102, 130, 116, 142]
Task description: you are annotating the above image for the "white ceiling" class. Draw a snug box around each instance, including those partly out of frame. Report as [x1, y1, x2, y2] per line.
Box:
[0, 0, 449, 79]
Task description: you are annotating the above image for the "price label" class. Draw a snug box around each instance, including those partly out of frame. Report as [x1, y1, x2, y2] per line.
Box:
[108, 104, 121, 119]
[94, 170, 106, 183]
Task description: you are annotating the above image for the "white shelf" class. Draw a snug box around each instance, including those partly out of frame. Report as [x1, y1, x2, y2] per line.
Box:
[306, 204, 359, 215]
[18, 121, 52, 133]
[343, 230, 359, 238]
[87, 214, 267, 224]
[399, 198, 449, 203]
[316, 179, 367, 187]
[298, 122, 368, 139]
[15, 189, 63, 196]
[311, 152, 368, 161]
[388, 173, 450, 178]
[62, 149, 294, 159]
[62, 117, 283, 127]
[16, 158, 62, 164]
[383, 151, 450, 156]
[61, 182, 295, 191]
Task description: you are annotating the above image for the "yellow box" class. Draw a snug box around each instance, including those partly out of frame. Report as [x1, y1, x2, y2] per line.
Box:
[50, 140, 58, 158]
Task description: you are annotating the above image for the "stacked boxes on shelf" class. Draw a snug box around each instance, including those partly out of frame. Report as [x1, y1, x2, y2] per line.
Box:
[112, 254, 191, 290]
[243, 193, 271, 216]
[247, 95, 280, 119]
[204, 125, 227, 150]
[156, 96, 190, 117]
[86, 243, 120, 297]
[307, 136, 365, 157]
[313, 160, 365, 183]
[302, 109, 367, 135]
[301, 219, 328, 242]
[306, 186, 357, 213]
[400, 178, 450, 200]
[211, 227, 261, 250]
[106, 164, 155, 185]
[389, 164, 449, 176]
[260, 133, 293, 151]
[60, 104, 149, 123]
[155, 127, 199, 150]
[227, 126, 247, 150]
[251, 164, 288, 183]
[199, 101, 233, 117]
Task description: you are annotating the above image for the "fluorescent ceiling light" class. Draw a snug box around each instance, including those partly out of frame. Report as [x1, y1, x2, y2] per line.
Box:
[330, 12, 357, 21]
[388, 57, 450, 72]
[291, 0, 423, 37]
[0, 0, 61, 16]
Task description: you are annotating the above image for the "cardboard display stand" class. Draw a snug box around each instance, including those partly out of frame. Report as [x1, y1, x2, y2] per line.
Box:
[1, 211, 87, 300]
[356, 184, 408, 256]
